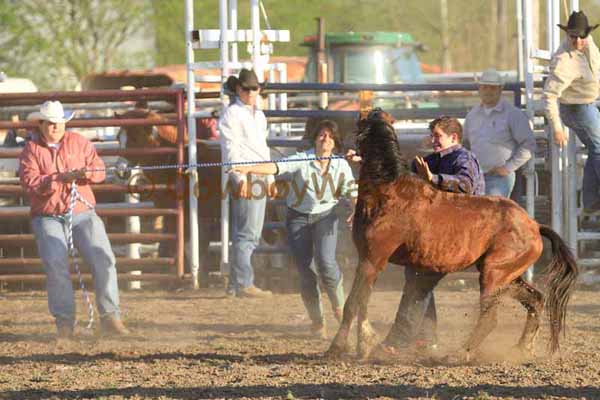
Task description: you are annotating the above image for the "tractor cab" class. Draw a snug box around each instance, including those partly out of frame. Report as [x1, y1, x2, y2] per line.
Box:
[300, 32, 436, 151]
[302, 31, 425, 85]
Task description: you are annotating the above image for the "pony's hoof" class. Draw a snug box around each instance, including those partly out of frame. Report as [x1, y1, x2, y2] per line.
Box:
[357, 337, 379, 360]
[442, 350, 472, 365]
[324, 343, 349, 359]
[511, 344, 534, 360]
[356, 345, 371, 360]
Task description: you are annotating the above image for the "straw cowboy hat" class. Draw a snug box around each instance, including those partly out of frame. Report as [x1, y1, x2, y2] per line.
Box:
[476, 68, 505, 86]
[558, 11, 599, 38]
[37, 100, 73, 124]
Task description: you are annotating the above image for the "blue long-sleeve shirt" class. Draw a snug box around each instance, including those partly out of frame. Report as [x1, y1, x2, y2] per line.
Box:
[411, 145, 485, 195]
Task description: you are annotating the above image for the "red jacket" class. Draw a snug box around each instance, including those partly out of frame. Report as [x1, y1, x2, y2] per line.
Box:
[19, 132, 106, 216]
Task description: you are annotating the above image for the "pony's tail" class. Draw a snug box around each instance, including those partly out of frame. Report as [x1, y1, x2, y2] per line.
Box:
[539, 225, 579, 354]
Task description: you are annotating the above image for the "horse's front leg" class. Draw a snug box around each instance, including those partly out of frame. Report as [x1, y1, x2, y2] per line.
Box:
[326, 258, 373, 358]
[356, 259, 384, 359]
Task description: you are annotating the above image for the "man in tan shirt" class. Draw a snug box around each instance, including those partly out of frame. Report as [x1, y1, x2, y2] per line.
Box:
[544, 11, 600, 211]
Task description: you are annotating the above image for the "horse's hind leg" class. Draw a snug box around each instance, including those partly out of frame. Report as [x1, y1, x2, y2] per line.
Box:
[463, 289, 503, 359]
[508, 277, 544, 356]
[462, 265, 506, 357]
[463, 234, 542, 360]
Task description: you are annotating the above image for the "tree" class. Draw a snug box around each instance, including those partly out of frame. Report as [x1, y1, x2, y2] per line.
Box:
[495, 0, 508, 70]
[0, 0, 153, 90]
[440, 0, 452, 72]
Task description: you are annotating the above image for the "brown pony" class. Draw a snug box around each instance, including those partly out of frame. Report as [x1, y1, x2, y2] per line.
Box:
[326, 113, 578, 360]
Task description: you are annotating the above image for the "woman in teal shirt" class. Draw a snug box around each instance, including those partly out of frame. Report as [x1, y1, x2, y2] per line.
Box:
[231, 120, 357, 338]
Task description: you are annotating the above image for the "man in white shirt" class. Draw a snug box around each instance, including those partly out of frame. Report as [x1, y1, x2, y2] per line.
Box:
[219, 69, 275, 298]
[464, 69, 536, 198]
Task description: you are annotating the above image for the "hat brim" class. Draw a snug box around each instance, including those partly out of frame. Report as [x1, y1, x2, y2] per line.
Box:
[40, 113, 74, 124]
[558, 23, 600, 37]
[240, 83, 260, 91]
[26, 111, 43, 121]
[587, 24, 600, 35]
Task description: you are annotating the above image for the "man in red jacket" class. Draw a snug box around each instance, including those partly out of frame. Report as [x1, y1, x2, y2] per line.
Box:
[19, 100, 129, 339]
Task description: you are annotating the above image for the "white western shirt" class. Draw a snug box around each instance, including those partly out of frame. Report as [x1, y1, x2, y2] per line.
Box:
[218, 99, 273, 185]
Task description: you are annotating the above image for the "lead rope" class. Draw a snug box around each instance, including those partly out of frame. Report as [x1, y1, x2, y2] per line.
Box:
[66, 154, 347, 327]
[98, 155, 347, 175]
[65, 181, 96, 329]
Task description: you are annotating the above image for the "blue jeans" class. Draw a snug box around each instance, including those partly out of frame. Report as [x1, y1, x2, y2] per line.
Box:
[559, 103, 600, 209]
[384, 266, 445, 347]
[230, 186, 267, 291]
[484, 172, 516, 198]
[31, 210, 121, 328]
[286, 207, 345, 324]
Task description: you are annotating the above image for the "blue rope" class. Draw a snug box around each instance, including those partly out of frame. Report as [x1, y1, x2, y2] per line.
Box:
[61, 154, 345, 328]
[88, 155, 346, 174]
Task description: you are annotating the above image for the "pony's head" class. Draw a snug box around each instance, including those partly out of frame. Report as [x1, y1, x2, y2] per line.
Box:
[116, 109, 162, 149]
[357, 108, 396, 130]
[356, 108, 407, 183]
[115, 109, 186, 172]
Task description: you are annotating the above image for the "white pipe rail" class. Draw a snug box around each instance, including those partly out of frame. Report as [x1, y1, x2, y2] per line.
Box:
[251, 0, 261, 81]
[277, 63, 289, 136]
[185, 0, 201, 288]
[219, 0, 231, 277]
[229, 0, 238, 63]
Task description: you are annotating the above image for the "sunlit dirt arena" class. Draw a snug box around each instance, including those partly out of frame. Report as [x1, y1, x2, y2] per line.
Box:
[0, 276, 598, 400]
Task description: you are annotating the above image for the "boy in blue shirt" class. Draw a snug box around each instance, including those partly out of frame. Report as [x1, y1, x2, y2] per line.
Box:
[383, 116, 484, 355]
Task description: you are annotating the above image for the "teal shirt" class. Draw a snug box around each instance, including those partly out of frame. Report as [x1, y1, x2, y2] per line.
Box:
[276, 149, 357, 214]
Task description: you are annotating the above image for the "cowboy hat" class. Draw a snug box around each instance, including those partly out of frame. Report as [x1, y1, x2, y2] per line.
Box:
[38, 100, 73, 124]
[476, 68, 504, 86]
[225, 68, 260, 92]
[558, 11, 599, 38]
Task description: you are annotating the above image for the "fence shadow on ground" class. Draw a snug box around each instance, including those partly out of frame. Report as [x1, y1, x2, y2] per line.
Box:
[1, 383, 598, 400]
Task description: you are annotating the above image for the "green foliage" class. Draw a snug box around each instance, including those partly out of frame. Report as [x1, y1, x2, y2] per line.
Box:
[0, 0, 153, 90]
[5, 0, 600, 90]
[153, 0, 600, 73]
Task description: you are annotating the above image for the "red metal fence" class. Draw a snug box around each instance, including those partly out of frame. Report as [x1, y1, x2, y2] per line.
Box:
[0, 88, 188, 283]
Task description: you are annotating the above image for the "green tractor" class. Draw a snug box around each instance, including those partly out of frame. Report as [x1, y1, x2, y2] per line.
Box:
[301, 31, 435, 147]
[303, 31, 426, 85]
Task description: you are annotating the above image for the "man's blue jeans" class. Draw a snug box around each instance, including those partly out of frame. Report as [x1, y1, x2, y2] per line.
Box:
[484, 172, 516, 198]
[560, 103, 600, 209]
[230, 187, 267, 291]
[31, 210, 121, 328]
[286, 207, 345, 324]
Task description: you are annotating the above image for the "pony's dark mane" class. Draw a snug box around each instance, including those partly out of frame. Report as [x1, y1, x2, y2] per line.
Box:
[356, 118, 408, 185]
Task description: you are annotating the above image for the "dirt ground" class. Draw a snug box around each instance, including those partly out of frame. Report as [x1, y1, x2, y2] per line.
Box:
[0, 278, 598, 400]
